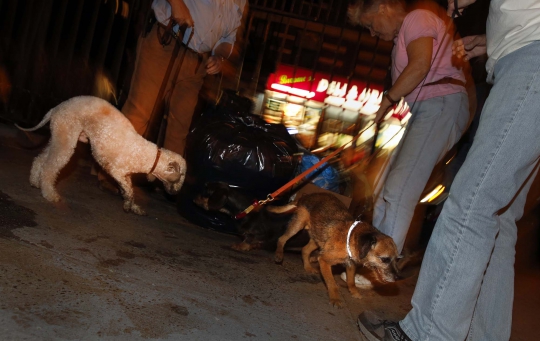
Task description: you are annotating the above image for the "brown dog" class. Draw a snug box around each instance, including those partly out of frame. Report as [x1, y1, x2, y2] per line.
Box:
[270, 192, 400, 307]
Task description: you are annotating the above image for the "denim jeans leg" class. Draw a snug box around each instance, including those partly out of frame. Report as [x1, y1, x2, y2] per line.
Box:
[400, 41, 540, 341]
[466, 165, 538, 341]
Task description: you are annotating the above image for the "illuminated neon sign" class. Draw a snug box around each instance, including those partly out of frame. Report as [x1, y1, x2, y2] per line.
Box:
[266, 65, 383, 105]
[266, 65, 411, 122]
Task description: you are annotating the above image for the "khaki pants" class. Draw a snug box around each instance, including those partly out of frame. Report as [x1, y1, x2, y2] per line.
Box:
[123, 24, 208, 156]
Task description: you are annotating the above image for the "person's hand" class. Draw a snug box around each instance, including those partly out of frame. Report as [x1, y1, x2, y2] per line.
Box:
[452, 35, 487, 61]
[169, 0, 194, 27]
[374, 101, 392, 123]
[446, 0, 476, 17]
[206, 55, 225, 75]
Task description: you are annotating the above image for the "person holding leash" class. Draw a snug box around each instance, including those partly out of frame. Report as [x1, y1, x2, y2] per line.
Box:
[348, 0, 471, 255]
[125, 0, 246, 156]
[357, 0, 540, 339]
[98, 0, 246, 192]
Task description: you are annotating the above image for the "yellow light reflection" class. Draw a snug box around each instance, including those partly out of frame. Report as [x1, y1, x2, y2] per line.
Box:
[420, 185, 445, 203]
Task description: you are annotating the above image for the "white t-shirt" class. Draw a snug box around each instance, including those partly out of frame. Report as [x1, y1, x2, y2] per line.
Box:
[152, 0, 246, 56]
[486, 0, 540, 82]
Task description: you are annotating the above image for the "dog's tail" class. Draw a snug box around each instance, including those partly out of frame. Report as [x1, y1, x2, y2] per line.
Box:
[266, 203, 297, 214]
[15, 107, 55, 131]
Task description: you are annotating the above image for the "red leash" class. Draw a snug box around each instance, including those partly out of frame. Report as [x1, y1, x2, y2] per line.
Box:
[234, 121, 377, 219]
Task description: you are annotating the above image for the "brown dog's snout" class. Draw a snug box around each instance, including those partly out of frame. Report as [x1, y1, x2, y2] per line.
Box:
[387, 268, 399, 282]
[378, 268, 399, 283]
[393, 262, 404, 281]
[389, 267, 401, 282]
[370, 257, 402, 283]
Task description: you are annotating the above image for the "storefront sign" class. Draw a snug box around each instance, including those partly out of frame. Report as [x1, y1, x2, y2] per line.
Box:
[267, 65, 384, 113]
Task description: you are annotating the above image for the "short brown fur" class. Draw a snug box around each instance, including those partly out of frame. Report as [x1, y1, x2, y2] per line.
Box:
[271, 192, 400, 307]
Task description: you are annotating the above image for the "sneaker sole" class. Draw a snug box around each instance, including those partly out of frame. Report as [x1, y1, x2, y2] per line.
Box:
[358, 321, 381, 341]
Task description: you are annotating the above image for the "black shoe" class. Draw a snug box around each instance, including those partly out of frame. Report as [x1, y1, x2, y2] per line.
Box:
[357, 311, 412, 341]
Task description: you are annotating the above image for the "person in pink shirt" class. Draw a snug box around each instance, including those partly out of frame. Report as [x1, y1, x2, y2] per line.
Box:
[348, 0, 471, 259]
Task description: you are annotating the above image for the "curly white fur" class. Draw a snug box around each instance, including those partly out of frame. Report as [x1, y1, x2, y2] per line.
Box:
[17, 96, 187, 215]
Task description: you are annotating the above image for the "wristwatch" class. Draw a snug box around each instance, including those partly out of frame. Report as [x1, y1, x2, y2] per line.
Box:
[383, 90, 399, 105]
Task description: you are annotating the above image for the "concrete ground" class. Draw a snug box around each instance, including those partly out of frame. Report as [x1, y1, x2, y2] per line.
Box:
[0, 123, 538, 341]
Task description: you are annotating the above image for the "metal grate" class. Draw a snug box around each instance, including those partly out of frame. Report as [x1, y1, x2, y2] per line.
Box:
[238, 0, 392, 97]
[0, 0, 148, 126]
[0, 0, 391, 126]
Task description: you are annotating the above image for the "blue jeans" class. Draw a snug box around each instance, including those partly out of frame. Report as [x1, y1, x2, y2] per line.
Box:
[401, 41, 540, 341]
[373, 91, 470, 253]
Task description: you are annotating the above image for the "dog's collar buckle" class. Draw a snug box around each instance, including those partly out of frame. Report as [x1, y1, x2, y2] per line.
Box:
[149, 148, 161, 174]
[347, 220, 362, 260]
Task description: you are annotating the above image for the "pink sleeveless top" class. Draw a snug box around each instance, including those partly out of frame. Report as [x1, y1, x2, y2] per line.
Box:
[392, 9, 466, 103]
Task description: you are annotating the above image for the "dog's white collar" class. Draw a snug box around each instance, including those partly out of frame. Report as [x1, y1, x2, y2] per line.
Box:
[347, 220, 362, 259]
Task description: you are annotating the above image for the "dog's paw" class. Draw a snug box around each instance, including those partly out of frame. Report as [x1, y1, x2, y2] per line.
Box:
[329, 298, 344, 308]
[123, 202, 147, 216]
[43, 192, 61, 203]
[231, 242, 252, 252]
[274, 252, 284, 264]
[350, 290, 363, 300]
[304, 266, 320, 275]
[131, 205, 147, 216]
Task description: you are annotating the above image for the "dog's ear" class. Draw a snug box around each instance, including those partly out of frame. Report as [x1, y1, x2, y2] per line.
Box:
[147, 161, 180, 182]
[358, 232, 377, 259]
[167, 161, 181, 173]
[207, 188, 229, 211]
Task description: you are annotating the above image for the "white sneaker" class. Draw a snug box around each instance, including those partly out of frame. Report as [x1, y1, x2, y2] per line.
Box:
[340, 272, 374, 289]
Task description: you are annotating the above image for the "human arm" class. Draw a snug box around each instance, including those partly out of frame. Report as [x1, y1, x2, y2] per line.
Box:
[446, 0, 477, 17]
[206, 1, 246, 75]
[452, 34, 487, 61]
[205, 42, 234, 75]
[374, 37, 433, 122]
[167, 0, 194, 27]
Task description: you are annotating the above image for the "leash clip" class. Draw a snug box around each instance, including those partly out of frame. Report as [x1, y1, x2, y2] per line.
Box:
[258, 194, 274, 206]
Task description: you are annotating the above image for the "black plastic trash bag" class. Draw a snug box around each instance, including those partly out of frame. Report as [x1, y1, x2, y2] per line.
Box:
[177, 91, 300, 233]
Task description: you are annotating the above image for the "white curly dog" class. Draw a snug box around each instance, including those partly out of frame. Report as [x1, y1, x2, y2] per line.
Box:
[17, 96, 187, 215]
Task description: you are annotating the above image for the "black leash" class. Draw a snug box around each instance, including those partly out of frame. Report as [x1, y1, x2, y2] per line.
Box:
[453, 0, 463, 18]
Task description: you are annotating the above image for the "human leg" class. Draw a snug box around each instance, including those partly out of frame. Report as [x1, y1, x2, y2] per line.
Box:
[163, 51, 206, 156]
[466, 165, 538, 341]
[122, 25, 174, 136]
[400, 41, 540, 341]
[374, 92, 469, 252]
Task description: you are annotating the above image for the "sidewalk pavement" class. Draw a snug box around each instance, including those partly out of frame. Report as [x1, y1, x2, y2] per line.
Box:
[0, 122, 537, 341]
[0, 123, 418, 341]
